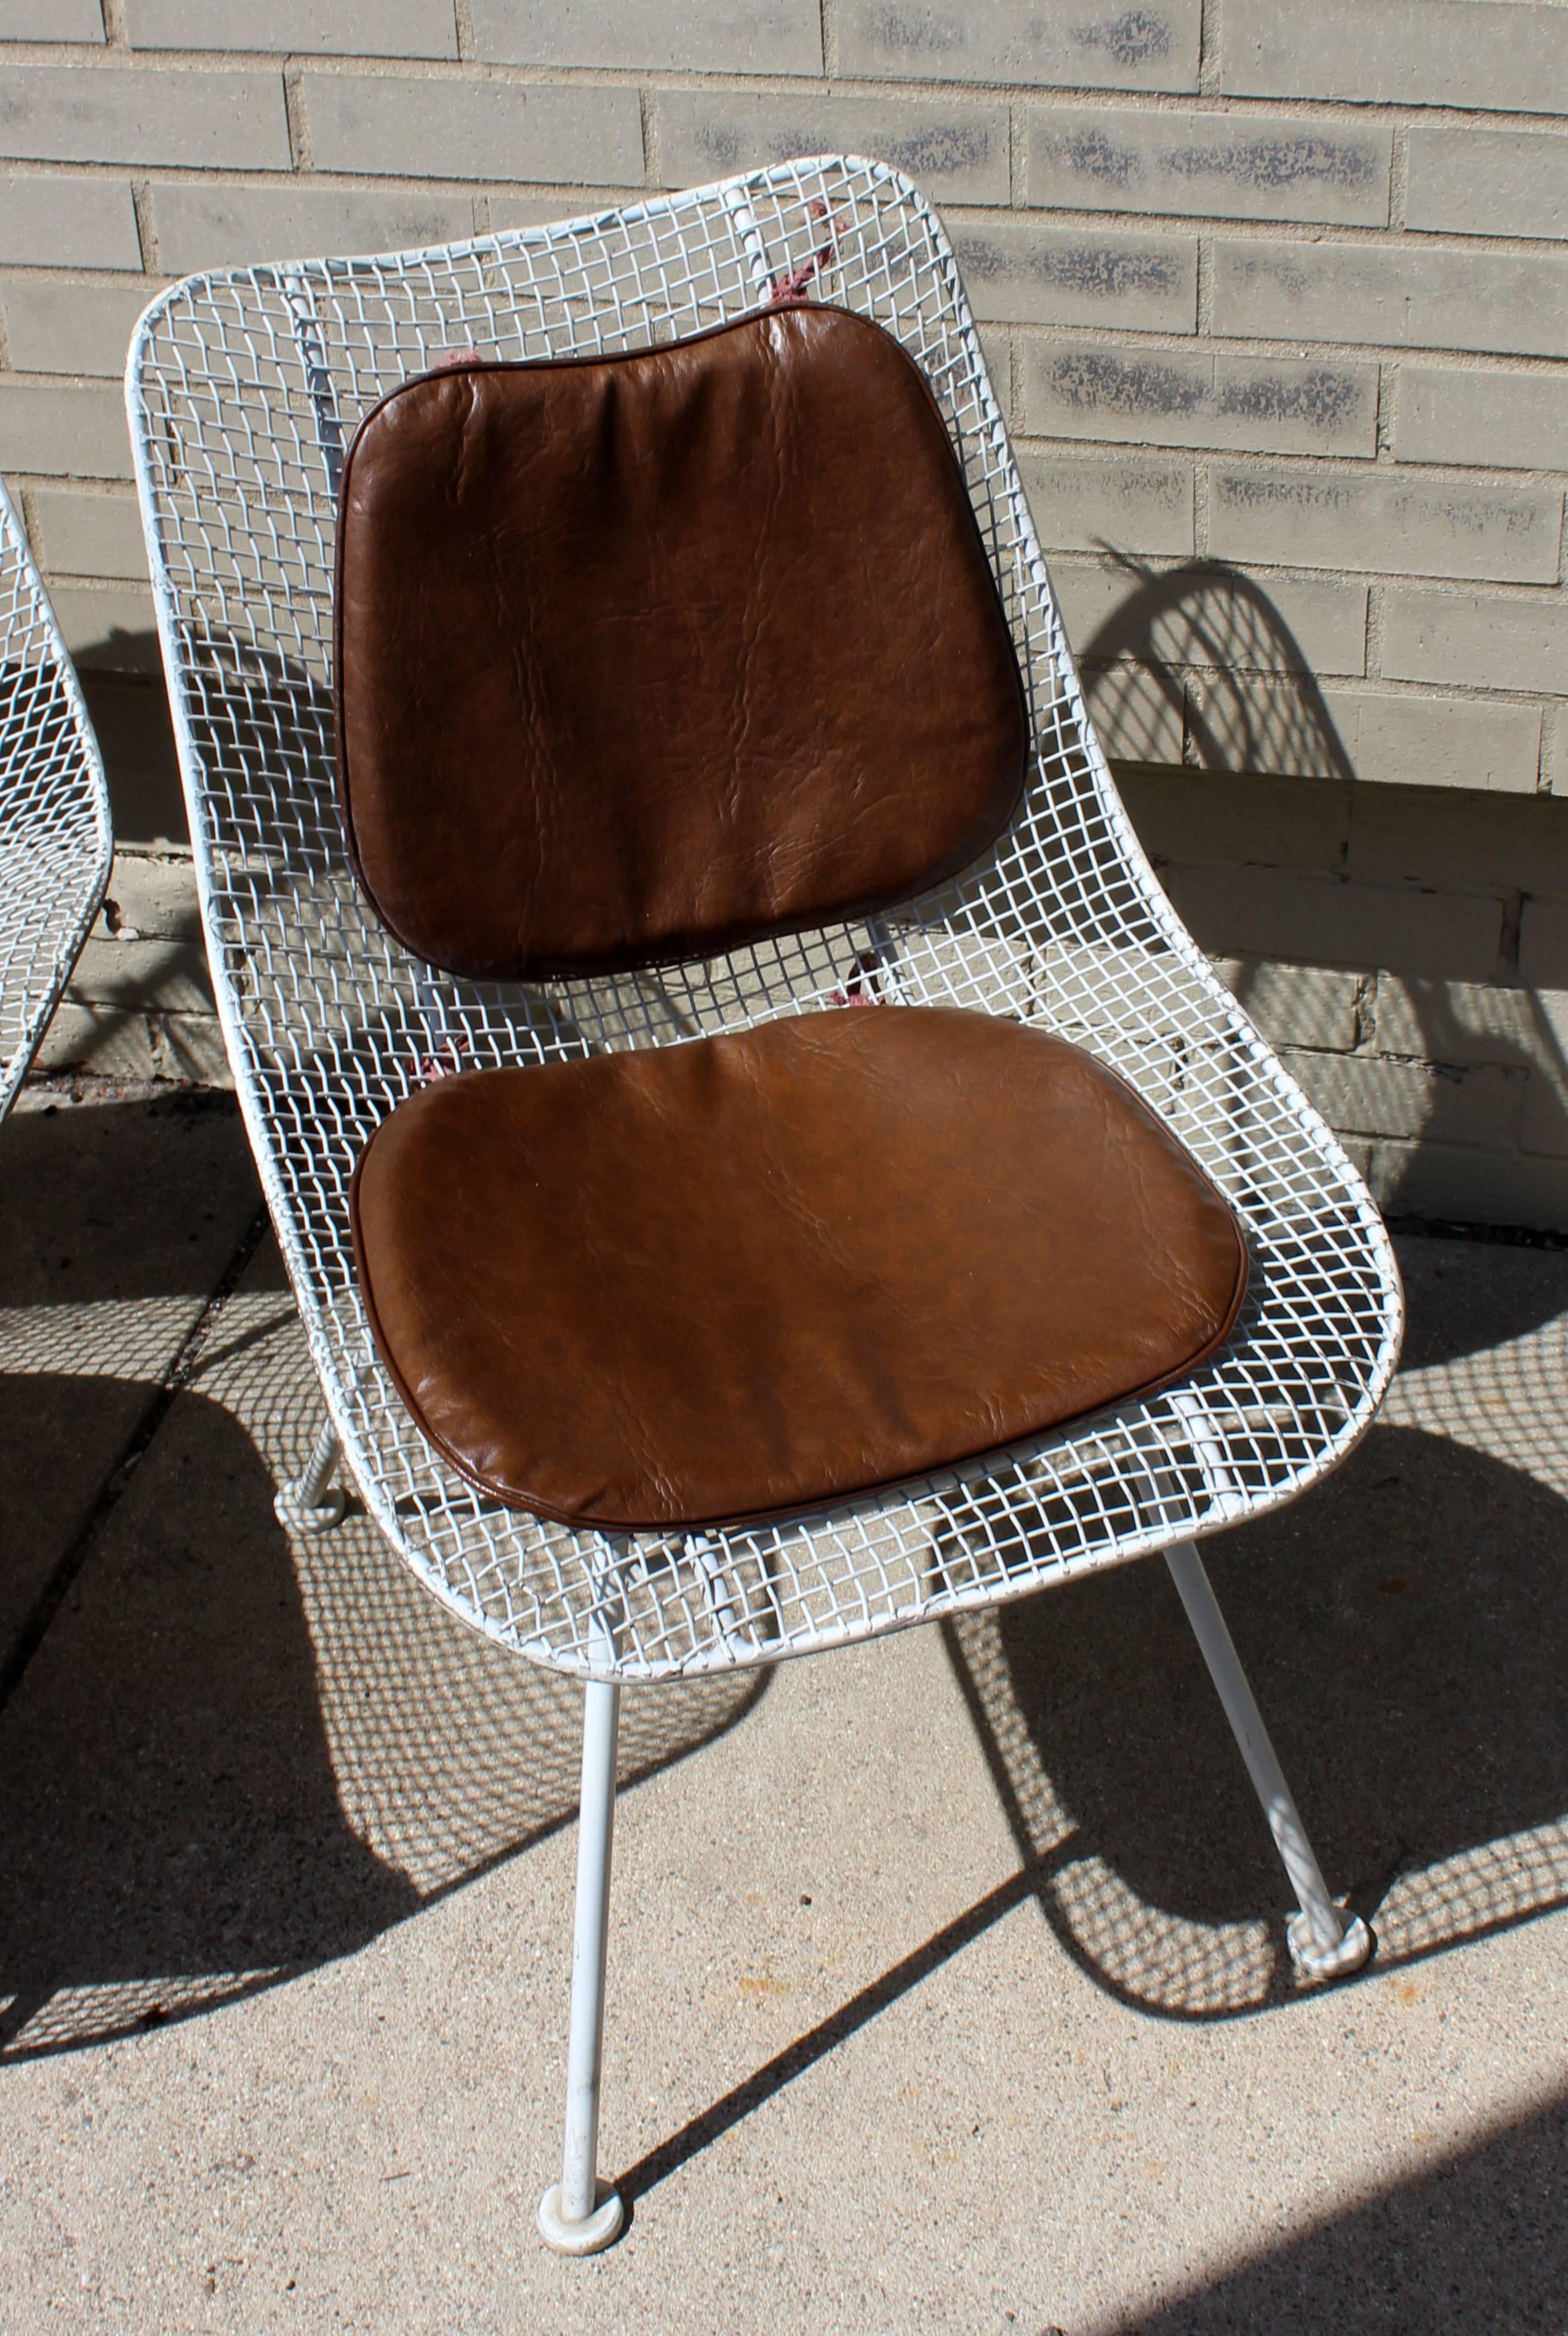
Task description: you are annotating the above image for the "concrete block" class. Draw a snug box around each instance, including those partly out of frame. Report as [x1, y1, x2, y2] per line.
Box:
[1512, 987, 1568, 1149]
[1019, 451, 1193, 556]
[1520, 1065, 1568, 1160]
[95, 851, 202, 944]
[1319, 690, 1543, 796]
[890, 928, 1036, 1019]
[838, 0, 1201, 91]
[1335, 1133, 1377, 1184]
[1080, 659, 1185, 764]
[1209, 467, 1562, 585]
[1521, 898, 1568, 988]
[0, 0, 103, 34]
[29, 489, 148, 581]
[953, 221, 1195, 331]
[1366, 974, 1548, 1073]
[49, 583, 158, 671]
[1026, 106, 1389, 227]
[1396, 366, 1568, 472]
[1214, 239, 1568, 362]
[33, 1001, 161, 1081]
[0, 275, 161, 378]
[1214, 955, 1362, 1051]
[33, 1001, 231, 1085]
[79, 673, 187, 849]
[1022, 343, 1376, 457]
[1382, 591, 1568, 699]
[1408, 127, 1568, 241]
[156, 1011, 232, 1085]
[67, 935, 213, 1017]
[1220, 0, 1568, 117]
[305, 75, 643, 187]
[124, 0, 457, 54]
[1158, 862, 1503, 981]
[1051, 561, 1367, 676]
[1117, 765, 1350, 876]
[0, 380, 130, 478]
[1178, 669, 1354, 783]
[658, 90, 1009, 205]
[0, 67, 290, 173]
[486, 187, 648, 233]
[1279, 1043, 1523, 1147]
[0, 174, 141, 271]
[1369, 1137, 1568, 1231]
[151, 181, 475, 271]
[979, 326, 1013, 418]
[1347, 785, 1568, 898]
[471, 0, 821, 75]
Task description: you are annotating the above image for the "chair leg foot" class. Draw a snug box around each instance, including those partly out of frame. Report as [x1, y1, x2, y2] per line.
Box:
[537, 2179, 625, 2256]
[1287, 1909, 1372, 1980]
[1165, 1539, 1372, 1983]
[274, 1416, 347, 1532]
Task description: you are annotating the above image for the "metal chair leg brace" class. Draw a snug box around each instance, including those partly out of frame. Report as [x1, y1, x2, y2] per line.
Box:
[1165, 1541, 1372, 1980]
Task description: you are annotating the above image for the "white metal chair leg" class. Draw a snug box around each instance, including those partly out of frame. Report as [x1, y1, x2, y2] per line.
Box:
[1165, 1541, 1372, 1981]
[537, 1672, 626, 2255]
[273, 1415, 348, 1533]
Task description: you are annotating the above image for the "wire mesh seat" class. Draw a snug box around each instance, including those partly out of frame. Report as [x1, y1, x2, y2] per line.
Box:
[127, 157, 1402, 2254]
[0, 479, 112, 1123]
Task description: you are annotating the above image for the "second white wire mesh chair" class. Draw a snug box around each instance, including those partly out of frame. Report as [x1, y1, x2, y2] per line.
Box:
[127, 158, 1402, 2255]
[0, 480, 113, 1125]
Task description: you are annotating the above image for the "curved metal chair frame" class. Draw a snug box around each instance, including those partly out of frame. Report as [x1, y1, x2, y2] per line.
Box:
[0, 479, 113, 1123]
[127, 157, 1401, 2253]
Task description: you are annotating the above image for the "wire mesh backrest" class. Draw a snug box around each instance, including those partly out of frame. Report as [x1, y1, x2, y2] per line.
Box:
[0, 479, 113, 1120]
[127, 159, 1202, 1141]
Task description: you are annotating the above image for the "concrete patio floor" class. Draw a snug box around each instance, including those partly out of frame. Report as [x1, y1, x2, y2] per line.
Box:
[1, 1087, 1565, 2335]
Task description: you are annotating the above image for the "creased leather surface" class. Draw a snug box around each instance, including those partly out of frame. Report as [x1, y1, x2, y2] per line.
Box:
[334, 305, 1029, 979]
[351, 1007, 1249, 1531]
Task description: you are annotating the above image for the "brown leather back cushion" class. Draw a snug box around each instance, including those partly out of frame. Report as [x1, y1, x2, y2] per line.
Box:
[334, 305, 1029, 981]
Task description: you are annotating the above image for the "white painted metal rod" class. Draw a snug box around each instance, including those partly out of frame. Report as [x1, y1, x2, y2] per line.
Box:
[1164, 1540, 1347, 1955]
[296, 1417, 341, 1507]
[559, 1675, 622, 2222]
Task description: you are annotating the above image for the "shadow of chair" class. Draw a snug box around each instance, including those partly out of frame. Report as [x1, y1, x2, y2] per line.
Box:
[1075, 553, 1568, 1210]
[0, 1096, 767, 2061]
[946, 1233, 1568, 2019]
[0, 1358, 765, 2059]
[1111, 2078, 1568, 2335]
[894, 557, 1568, 2017]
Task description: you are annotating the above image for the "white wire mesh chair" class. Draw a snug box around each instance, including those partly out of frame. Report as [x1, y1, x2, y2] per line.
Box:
[127, 157, 1402, 2255]
[0, 479, 113, 1123]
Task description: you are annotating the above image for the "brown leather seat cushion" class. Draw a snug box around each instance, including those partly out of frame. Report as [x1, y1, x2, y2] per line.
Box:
[351, 1007, 1247, 1532]
[333, 304, 1029, 981]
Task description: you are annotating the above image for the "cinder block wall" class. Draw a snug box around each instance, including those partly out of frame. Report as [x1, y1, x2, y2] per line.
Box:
[6, 1, 1568, 1226]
